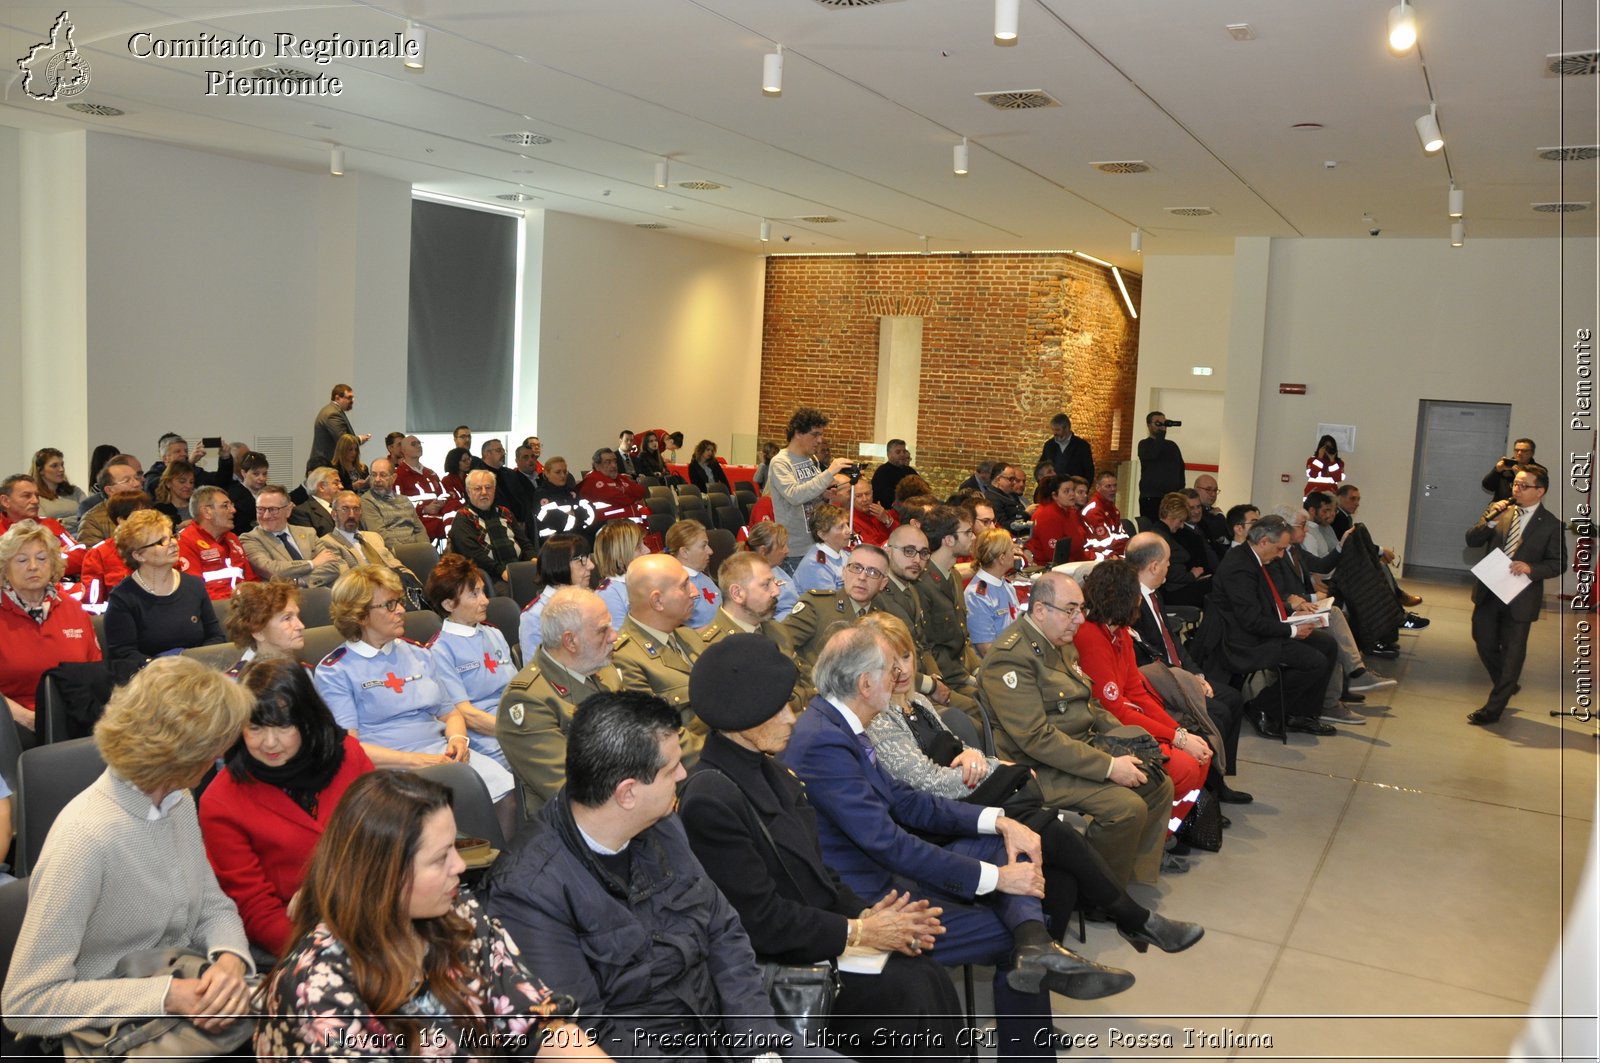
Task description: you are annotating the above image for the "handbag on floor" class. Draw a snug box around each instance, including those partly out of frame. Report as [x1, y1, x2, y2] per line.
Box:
[1176, 788, 1224, 853]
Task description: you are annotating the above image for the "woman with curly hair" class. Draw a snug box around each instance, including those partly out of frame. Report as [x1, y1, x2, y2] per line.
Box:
[224, 579, 306, 669]
[255, 771, 607, 1061]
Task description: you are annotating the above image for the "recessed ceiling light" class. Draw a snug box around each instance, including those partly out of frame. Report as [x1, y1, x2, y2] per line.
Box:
[497, 132, 552, 146]
[1538, 145, 1600, 161]
[794, 215, 842, 223]
[67, 102, 123, 116]
[1225, 24, 1256, 41]
[636, 222, 671, 229]
[1165, 207, 1216, 217]
[974, 89, 1058, 110]
[496, 192, 536, 202]
[678, 180, 724, 191]
[1532, 201, 1592, 212]
[1091, 161, 1150, 174]
[811, 0, 894, 6]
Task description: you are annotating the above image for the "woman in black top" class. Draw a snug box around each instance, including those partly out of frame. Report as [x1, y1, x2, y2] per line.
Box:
[103, 509, 224, 664]
[686, 439, 731, 491]
[632, 432, 666, 479]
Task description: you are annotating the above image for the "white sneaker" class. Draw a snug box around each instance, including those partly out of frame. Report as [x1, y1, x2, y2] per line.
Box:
[1347, 670, 1398, 692]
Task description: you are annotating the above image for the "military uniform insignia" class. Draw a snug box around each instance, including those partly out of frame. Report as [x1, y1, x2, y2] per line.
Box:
[700, 625, 723, 643]
[550, 679, 569, 696]
[792, 600, 807, 615]
[508, 704, 525, 727]
[975, 581, 988, 597]
[1003, 670, 1018, 689]
[1072, 663, 1092, 682]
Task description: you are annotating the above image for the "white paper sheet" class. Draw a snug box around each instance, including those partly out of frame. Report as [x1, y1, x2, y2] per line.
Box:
[838, 946, 891, 975]
[1471, 547, 1532, 605]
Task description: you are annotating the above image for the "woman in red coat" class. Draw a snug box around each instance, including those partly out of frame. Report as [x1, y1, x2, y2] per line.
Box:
[1074, 560, 1206, 836]
[1026, 475, 1090, 566]
[1304, 435, 1345, 497]
[200, 657, 373, 956]
[0, 521, 102, 736]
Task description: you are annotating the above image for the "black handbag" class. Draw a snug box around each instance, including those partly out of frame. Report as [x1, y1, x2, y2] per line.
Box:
[1090, 726, 1168, 784]
[755, 959, 840, 1044]
[1177, 787, 1224, 852]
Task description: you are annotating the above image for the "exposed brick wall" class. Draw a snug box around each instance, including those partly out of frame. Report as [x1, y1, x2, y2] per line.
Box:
[760, 253, 1141, 498]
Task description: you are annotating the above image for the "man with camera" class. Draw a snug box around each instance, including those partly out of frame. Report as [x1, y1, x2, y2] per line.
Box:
[1482, 438, 1536, 505]
[767, 407, 855, 571]
[1137, 411, 1187, 524]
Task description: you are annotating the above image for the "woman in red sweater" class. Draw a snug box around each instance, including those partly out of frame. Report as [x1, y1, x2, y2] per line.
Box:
[0, 520, 101, 736]
[1074, 560, 1206, 836]
[200, 657, 373, 956]
[1026, 475, 1090, 566]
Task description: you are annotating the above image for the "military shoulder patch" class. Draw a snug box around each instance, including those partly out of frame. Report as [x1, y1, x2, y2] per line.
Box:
[805, 588, 835, 597]
[996, 629, 1022, 650]
[507, 703, 526, 727]
[699, 624, 723, 643]
[612, 632, 632, 652]
[1002, 670, 1019, 689]
[319, 645, 347, 667]
[507, 665, 542, 691]
[791, 600, 807, 615]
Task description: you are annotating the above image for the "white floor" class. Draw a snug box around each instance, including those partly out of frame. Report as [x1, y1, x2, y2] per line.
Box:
[1017, 581, 1597, 1061]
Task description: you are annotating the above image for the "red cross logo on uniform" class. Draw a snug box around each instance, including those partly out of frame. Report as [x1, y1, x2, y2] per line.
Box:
[382, 672, 406, 693]
[483, 652, 499, 674]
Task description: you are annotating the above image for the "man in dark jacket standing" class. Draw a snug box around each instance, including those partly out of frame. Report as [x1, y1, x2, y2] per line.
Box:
[485, 689, 799, 1062]
[1039, 413, 1095, 483]
[1136, 410, 1186, 523]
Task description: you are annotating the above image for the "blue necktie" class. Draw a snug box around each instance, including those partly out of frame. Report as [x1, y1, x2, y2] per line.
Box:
[855, 731, 877, 766]
[277, 532, 303, 561]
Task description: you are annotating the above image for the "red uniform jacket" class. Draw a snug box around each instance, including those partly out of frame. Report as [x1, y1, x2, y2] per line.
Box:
[76, 538, 129, 611]
[395, 460, 461, 542]
[1026, 501, 1089, 565]
[1080, 496, 1130, 559]
[178, 524, 258, 601]
[0, 589, 102, 710]
[579, 470, 648, 522]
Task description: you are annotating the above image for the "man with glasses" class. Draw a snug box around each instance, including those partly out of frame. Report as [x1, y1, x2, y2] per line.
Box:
[75, 456, 146, 549]
[360, 457, 432, 551]
[1465, 463, 1564, 726]
[577, 447, 647, 525]
[979, 571, 1178, 887]
[177, 486, 258, 600]
[983, 463, 1031, 533]
[317, 491, 418, 586]
[1136, 410, 1186, 524]
[240, 485, 340, 586]
[878, 526, 967, 711]
[781, 542, 892, 671]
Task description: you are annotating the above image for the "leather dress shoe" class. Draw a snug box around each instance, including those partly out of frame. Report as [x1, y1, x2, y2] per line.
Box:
[1250, 712, 1285, 739]
[1466, 707, 1503, 726]
[1220, 814, 1232, 829]
[1286, 716, 1337, 736]
[1341, 690, 1367, 703]
[1120, 912, 1205, 955]
[1007, 941, 1136, 999]
[1368, 642, 1400, 659]
[1217, 786, 1254, 804]
[1400, 592, 1424, 607]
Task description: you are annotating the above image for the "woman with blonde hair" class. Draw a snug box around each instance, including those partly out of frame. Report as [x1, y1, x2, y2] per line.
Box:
[313, 565, 515, 803]
[742, 520, 798, 620]
[30, 447, 88, 533]
[0, 521, 101, 735]
[964, 528, 1022, 657]
[665, 518, 718, 626]
[152, 459, 198, 527]
[592, 519, 647, 629]
[331, 432, 369, 493]
[104, 509, 223, 665]
[4, 656, 257, 1057]
[256, 771, 608, 1060]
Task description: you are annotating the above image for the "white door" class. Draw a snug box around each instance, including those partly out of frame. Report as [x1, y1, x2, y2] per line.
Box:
[1405, 400, 1513, 571]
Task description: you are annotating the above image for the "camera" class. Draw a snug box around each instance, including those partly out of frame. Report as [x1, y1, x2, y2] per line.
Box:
[782, 234, 792, 242]
[1163, 420, 1182, 428]
[1368, 227, 1381, 237]
[840, 462, 871, 484]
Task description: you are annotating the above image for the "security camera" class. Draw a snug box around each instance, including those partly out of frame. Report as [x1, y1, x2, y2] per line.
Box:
[1368, 227, 1381, 237]
[1362, 213, 1378, 237]
[782, 234, 792, 242]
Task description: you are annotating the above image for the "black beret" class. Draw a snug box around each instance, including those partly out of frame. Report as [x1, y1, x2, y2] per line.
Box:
[690, 634, 798, 732]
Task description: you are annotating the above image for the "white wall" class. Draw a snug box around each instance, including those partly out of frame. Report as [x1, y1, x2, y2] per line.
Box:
[1137, 237, 1590, 575]
[1131, 253, 1234, 476]
[81, 134, 410, 477]
[535, 211, 766, 466]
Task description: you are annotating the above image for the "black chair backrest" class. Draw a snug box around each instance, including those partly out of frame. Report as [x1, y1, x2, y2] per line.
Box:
[393, 543, 441, 590]
[703, 481, 731, 498]
[297, 624, 346, 668]
[402, 610, 443, 645]
[484, 597, 524, 666]
[940, 704, 986, 753]
[16, 737, 105, 877]
[298, 585, 334, 629]
[645, 487, 676, 517]
[181, 642, 244, 672]
[637, 475, 663, 488]
[0, 720, 24, 797]
[646, 512, 673, 539]
[676, 498, 709, 522]
[712, 505, 745, 534]
[0, 874, 31, 1055]
[673, 483, 703, 499]
[35, 675, 69, 745]
[414, 761, 506, 850]
[706, 528, 738, 582]
[506, 561, 542, 608]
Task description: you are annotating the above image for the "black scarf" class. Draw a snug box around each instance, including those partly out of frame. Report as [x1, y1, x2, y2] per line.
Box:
[233, 730, 348, 818]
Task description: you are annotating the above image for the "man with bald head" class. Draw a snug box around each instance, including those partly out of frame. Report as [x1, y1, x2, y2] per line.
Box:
[877, 524, 964, 709]
[360, 457, 432, 550]
[1191, 474, 1232, 559]
[611, 552, 708, 765]
[978, 570, 1178, 885]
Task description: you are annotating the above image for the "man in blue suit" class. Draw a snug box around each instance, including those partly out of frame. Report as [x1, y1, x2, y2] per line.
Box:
[783, 621, 1134, 1062]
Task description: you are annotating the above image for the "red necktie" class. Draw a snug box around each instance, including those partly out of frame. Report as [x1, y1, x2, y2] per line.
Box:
[1261, 564, 1288, 621]
[1151, 595, 1181, 665]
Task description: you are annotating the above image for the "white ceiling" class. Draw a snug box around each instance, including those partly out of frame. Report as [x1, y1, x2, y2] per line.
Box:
[2, 0, 1596, 269]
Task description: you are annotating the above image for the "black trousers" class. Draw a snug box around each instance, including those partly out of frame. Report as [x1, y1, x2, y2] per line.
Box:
[833, 952, 966, 1062]
[1204, 684, 1244, 774]
[1239, 630, 1339, 722]
[1471, 598, 1533, 715]
[1016, 810, 1146, 939]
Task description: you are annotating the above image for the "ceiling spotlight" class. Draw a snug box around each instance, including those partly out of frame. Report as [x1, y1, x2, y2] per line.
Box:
[954, 138, 969, 176]
[403, 21, 425, 71]
[1448, 184, 1464, 218]
[1451, 221, 1464, 247]
[760, 219, 771, 242]
[330, 145, 344, 176]
[995, 0, 1020, 42]
[1415, 105, 1443, 153]
[763, 45, 783, 96]
[1387, 1, 1418, 53]
[1131, 228, 1143, 253]
[654, 160, 669, 189]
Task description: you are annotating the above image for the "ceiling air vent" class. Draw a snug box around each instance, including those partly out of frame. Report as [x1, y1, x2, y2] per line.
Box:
[67, 102, 123, 116]
[636, 222, 671, 230]
[975, 89, 1059, 110]
[794, 215, 842, 224]
[1546, 51, 1600, 77]
[1091, 161, 1150, 174]
[497, 131, 552, 146]
[1533, 201, 1591, 213]
[678, 180, 724, 191]
[242, 65, 316, 82]
[1164, 206, 1216, 217]
[496, 193, 536, 202]
[1538, 145, 1600, 161]
[812, 0, 896, 6]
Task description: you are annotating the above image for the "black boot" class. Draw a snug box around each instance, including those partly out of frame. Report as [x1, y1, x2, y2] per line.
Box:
[1006, 921, 1135, 999]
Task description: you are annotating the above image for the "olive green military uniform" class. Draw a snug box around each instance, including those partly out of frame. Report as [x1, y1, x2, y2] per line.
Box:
[779, 588, 876, 672]
[611, 614, 707, 766]
[496, 647, 622, 820]
[977, 614, 1173, 886]
[921, 561, 979, 690]
[696, 607, 808, 709]
[878, 574, 981, 722]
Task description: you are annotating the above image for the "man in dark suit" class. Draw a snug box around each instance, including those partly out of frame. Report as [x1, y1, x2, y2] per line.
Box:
[1039, 413, 1095, 483]
[289, 467, 340, 538]
[308, 383, 368, 469]
[1202, 514, 1338, 739]
[1465, 462, 1566, 725]
[783, 622, 1134, 1060]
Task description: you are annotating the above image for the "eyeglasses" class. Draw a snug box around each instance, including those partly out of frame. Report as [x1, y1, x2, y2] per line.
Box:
[1032, 600, 1082, 619]
[845, 562, 887, 581]
[255, 504, 287, 515]
[1511, 481, 1542, 492]
[895, 545, 932, 559]
[973, 516, 997, 528]
[572, 553, 593, 564]
[368, 598, 406, 614]
[134, 534, 173, 552]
